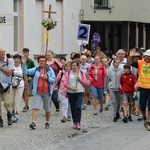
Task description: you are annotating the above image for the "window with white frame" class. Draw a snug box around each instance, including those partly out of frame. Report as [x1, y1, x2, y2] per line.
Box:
[94, 0, 109, 8]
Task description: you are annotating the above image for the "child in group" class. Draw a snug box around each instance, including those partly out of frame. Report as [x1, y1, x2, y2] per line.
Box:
[54, 62, 72, 123]
[120, 64, 137, 123]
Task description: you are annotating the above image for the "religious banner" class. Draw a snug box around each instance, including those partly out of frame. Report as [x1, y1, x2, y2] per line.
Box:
[0, 14, 13, 26]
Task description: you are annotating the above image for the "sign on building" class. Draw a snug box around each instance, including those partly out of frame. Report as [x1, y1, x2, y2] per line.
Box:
[0, 14, 13, 26]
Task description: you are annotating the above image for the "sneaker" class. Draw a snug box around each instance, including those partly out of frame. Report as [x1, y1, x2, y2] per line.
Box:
[12, 110, 15, 116]
[144, 120, 148, 129]
[67, 116, 71, 121]
[116, 112, 121, 119]
[61, 117, 67, 123]
[122, 116, 128, 123]
[7, 113, 13, 126]
[128, 116, 133, 121]
[87, 100, 91, 105]
[73, 123, 77, 129]
[23, 107, 28, 112]
[55, 109, 60, 115]
[29, 122, 36, 130]
[105, 105, 109, 111]
[147, 122, 150, 131]
[113, 117, 117, 122]
[45, 122, 50, 129]
[82, 104, 87, 110]
[99, 107, 103, 113]
[137, 115, 143, 121]
[120, 107, 124, 112]
[13, 115, 19, 123]
[76, 123, 81, 130]
[0, 119, 3, 127]
[93, 110, 98, 115]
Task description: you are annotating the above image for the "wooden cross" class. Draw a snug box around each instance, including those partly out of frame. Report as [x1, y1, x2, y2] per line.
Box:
[43, 4, 56, 18]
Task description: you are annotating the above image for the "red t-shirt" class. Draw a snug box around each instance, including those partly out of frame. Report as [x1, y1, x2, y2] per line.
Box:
[120, 73, 137, 93]
[37, 73, 49, 94]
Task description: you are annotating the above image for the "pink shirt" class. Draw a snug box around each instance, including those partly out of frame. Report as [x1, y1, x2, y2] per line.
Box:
[53, 71, 67, 95]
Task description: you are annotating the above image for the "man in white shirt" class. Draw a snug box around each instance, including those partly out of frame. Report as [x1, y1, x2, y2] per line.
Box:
[0, 48, 14, 127]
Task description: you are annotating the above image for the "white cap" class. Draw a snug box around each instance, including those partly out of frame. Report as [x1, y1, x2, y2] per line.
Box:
[143, 49, 150, 56]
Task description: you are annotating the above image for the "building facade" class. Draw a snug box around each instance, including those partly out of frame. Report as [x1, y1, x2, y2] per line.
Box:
[0, 0, 81, 60]
[81, 0, 150, 52]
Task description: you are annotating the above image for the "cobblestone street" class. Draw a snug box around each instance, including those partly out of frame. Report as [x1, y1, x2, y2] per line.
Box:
[0, 98, 112, 150]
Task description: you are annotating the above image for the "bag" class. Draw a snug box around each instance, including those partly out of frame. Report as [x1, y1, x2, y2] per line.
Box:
[0, 83, 10, 92]
[12, 76, 22, 88]
[57, 71, 64, 90]
[51, 88, 59, 102]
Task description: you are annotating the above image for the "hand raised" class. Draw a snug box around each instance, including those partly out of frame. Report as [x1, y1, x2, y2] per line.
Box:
[129, 49, 136, 57]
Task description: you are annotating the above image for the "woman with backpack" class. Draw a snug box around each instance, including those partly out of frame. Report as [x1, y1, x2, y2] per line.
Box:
[64, 60, 87, 130]
[53, 62, 71, 123]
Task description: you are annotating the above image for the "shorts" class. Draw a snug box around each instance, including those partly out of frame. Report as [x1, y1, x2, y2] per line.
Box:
[122, 93, 133, 104]
[33, 93, 51, 112]
[133, 95, 138, 101]
[90, 87, 104, 100]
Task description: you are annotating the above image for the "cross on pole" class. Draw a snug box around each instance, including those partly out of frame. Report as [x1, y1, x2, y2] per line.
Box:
[43, 4, 56, 18]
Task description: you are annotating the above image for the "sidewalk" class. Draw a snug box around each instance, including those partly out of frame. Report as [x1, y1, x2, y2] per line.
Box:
[0, 98, 112, 150]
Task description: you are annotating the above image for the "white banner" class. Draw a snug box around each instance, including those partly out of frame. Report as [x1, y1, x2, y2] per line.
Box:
[0, 14, 13, 26]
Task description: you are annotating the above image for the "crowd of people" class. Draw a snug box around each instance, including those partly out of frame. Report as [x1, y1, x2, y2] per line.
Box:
[0, 46, 150, 131]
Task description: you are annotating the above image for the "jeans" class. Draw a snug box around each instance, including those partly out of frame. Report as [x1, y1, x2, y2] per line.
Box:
[139, 88, 150, 112]
[68, 92, 84, 123]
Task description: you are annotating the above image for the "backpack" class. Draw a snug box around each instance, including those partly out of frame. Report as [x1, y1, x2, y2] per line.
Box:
[57, 71, 64, 90]
[68, 70, 84, 87]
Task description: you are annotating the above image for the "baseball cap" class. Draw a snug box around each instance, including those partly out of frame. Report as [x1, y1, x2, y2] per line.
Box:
[143, 49, 150, 56]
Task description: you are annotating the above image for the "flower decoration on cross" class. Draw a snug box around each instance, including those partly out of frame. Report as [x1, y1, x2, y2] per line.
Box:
[41, 18, 57, 31]
[42, 4, 57, 52]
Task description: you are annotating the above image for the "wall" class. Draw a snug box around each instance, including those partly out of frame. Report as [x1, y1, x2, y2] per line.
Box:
[0, 0, 13, 53]
[0, 0, 81, 60]
[81, 0, 150, 23]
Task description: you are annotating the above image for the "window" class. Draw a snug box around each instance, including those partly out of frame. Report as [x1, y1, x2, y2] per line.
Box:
[13, 0, 18, 12]
[94, 0, 109, 9]
[13, 0, 19, 51]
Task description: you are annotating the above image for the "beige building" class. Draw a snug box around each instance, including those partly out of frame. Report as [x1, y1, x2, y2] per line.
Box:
[0, 0, 81, 60]
[81, 0, 150, 52]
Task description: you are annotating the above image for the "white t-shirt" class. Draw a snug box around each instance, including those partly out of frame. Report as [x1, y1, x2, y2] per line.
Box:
[13, 65, 24, 87]
[80, 63, 90, 75]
